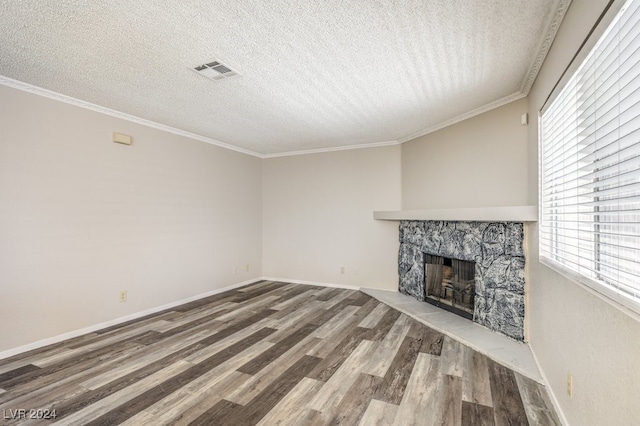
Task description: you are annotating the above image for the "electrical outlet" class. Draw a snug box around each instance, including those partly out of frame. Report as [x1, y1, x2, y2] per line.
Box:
[245, 263, 250, 272]
[340, 266, 345, 274]
[567, 374, 573, 399]
[120, 290, 127, 303]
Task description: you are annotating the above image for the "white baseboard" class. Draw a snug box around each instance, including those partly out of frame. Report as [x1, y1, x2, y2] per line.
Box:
[262, 276, 360, 291]
[0, 277, 360, 361]
[0, 278, 262, 361]
[530, 345, 569, 426]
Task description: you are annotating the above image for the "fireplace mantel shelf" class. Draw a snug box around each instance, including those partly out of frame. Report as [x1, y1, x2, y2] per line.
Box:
[373, 205, 537, 222]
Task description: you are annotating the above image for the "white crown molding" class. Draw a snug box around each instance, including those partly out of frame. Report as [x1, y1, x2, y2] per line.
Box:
[0, 73, 536, 158]
[3, 0, 568, 166]
[0, 76, 264, 158]
[1, 0, 572, 159]
[397, 92, 527, 144]
[397, 0, 570, 145]
[1, 75, 404, 159]
[521, 0, 572, 94]
[261, 139, 402, 158]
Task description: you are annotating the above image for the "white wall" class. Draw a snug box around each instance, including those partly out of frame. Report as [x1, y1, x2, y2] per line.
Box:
[262, 146, 401, 290]
[527, 1, 640, 425]
[401, 98, 529, 209]
[0, 85, 262, 353]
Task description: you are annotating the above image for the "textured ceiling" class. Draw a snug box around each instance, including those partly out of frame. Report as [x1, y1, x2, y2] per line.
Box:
[0, 0, 568, 157]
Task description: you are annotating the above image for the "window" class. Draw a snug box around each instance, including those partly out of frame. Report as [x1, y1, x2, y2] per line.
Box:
[540, 0, 640, 313]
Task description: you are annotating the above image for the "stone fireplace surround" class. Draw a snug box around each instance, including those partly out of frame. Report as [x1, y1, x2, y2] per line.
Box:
[398, 220, 525, 340]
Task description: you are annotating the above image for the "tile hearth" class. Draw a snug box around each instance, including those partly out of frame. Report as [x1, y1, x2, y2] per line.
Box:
[361, 287, 543, 384]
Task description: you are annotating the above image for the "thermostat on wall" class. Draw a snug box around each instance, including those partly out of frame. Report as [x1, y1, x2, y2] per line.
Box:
[113, 132, 132, 145]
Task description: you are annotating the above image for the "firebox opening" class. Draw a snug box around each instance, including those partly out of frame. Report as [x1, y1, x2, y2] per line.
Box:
[424, 254, 475, 320]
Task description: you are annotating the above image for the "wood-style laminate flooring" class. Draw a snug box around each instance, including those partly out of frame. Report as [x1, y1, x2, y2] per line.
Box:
[0, 281, 561, 425]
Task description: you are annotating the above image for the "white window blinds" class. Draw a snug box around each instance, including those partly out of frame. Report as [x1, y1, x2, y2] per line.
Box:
[540, 0, 640, 312]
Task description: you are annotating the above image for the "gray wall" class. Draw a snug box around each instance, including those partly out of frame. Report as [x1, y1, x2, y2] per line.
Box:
[527, 1, 640, 425]
[401, 98, 529, 209]
[262, 146, 401, 290]
[0, 85, 263, 353]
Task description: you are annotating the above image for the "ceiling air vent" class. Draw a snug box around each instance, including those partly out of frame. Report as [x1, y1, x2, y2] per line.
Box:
[192, 60, 240, 81]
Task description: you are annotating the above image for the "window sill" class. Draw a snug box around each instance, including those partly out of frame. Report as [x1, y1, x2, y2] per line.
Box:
[540, 256, 640, 323]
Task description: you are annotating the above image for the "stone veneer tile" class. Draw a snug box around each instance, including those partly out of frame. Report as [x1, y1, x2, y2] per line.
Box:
[398, 242, 424, 300]
[398, 220, 525, 341]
